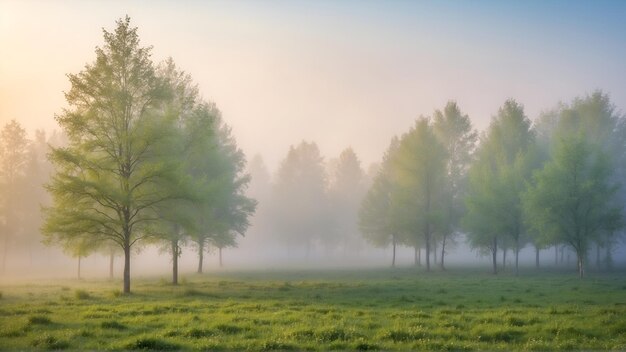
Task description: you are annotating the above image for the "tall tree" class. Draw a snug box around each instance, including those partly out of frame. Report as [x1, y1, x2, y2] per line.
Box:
[432, 101, 477, 269]
[327, 148, 366, 255]
[524, 136, 622, 278]
[464, 100, 536, 275]
[0, 120, 30, 273]
[43, 17, 181, 293]
[186, 103, 255, 273]
[393, 118, 447, 271]
[270, 141, 327, 255]
[359, 137, 402, 267]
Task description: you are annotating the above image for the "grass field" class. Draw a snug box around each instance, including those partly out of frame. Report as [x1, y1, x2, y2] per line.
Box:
[1, 268, 625, 350]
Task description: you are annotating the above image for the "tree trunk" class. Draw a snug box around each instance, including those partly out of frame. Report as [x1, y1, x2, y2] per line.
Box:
[418, 247, 422, 266]
[502, 248, 507, 270]
[554, 245, 558, 266]
[123, 244, 131, 294]
[197, 242, 204, 274]
[515, 249, 519, 276]
[492, 237, 498, 274]
[425, 232, 431, 272]
[172, 239, 179, 285]
[391, 235, 396, 268]
[219, 247, 223, 268]
[440, 235, 447, 270]
[560, 245, 564, 264]
[109, 252, 114, 279]
[77, 256, 81, 280]
[606, 242, 613, 271]
[535, 246, 540, 269]
[596, 243, 601, 268]
[577, 253, 584, 278]
[414, 246, 419, 267]
[433, 240, 437, 266]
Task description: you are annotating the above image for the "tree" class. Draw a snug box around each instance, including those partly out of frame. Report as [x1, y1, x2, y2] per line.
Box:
[464, 100, 536, 275]
[327, 148, 366, 256]
[149, 58, 200, 285]
[0, 120, 30, 273]
[393, 118, 447, 271]
[432, 101, 477, 269]
[185, 103, 255, 272]
[529, 91, 626, 271]
[524, 135, 622, 278]
[43, 17, 181, 294]
[359, 137, 402, 267]
[269, 141, 327, 255]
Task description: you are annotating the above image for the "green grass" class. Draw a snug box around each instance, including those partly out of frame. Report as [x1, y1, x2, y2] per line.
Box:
[0, 268, 625, 350]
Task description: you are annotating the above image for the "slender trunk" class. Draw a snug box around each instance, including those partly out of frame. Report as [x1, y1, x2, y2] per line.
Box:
[219, 247, 223, 267]
[418, 246, 422, 266]
[123, 244, 131, 294]
[440, 235, 447, 270]
[535, 246, 540, 269]
[391, 234, 396, 268]
[414, 246, 418, 267]
[502, 248, 507, 270]
[109, 252, 114, 279]
[606, 242, 613, 271]
[172, 239, 179, 285]
[577, 254, 584, 278]
[433, 241, 437, 266]
[77, 256, 81, 280]
[197, 240, 204, 274]
[425, 232, 431, 272]
[514, 238, 519, 276]
[492, 237, 498, 275]
[560, 246, 564, 264]
[596, 244, 601, 268]
[554, 245, 558, 266]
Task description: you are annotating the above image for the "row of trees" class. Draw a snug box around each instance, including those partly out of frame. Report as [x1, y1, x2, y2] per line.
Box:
[41, 17, 255, 293]
[0, 122, 62, 274]
[360, 94, 625, 277]
[247, 144, 372, 258]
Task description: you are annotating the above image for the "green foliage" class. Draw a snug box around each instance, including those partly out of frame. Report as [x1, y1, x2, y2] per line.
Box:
[524, 136, 622, 277]
[359, 137, 401, 249]
[42, 16, 254, 290]
[464, 99, 536, 274]
[392, 117, 447, 269]
[42, 16, 181, 293]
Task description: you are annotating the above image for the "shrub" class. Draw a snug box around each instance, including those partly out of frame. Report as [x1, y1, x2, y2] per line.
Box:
[185, 328, 216, 338]
[125, 338, 179, 351]
[260, 340, 296, 351]
[28, 315, 52, 325]
[74, 290, 90, 300]
[215, 324, 244, 334]
[101, 321, 126, 330]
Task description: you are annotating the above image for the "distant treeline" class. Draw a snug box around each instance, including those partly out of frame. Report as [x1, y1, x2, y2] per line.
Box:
[249, 93, 625, 279]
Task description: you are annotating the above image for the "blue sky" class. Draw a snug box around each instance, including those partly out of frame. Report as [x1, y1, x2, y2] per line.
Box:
[1, 0, 625, 169]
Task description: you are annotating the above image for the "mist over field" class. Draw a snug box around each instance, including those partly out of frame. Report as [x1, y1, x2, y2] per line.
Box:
[1, 1, 626, 350]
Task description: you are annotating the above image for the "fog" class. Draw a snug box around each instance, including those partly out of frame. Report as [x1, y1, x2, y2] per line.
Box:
[1, 1, 626, 283]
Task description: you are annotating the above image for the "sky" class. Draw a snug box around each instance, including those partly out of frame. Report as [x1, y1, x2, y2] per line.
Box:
[1, 0, 625, 170]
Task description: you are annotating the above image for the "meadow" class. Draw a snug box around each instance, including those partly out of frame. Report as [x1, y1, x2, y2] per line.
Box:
[1, 268, 625, 351]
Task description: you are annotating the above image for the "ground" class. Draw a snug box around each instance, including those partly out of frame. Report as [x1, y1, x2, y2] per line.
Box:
[0, 268, 625, 350]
